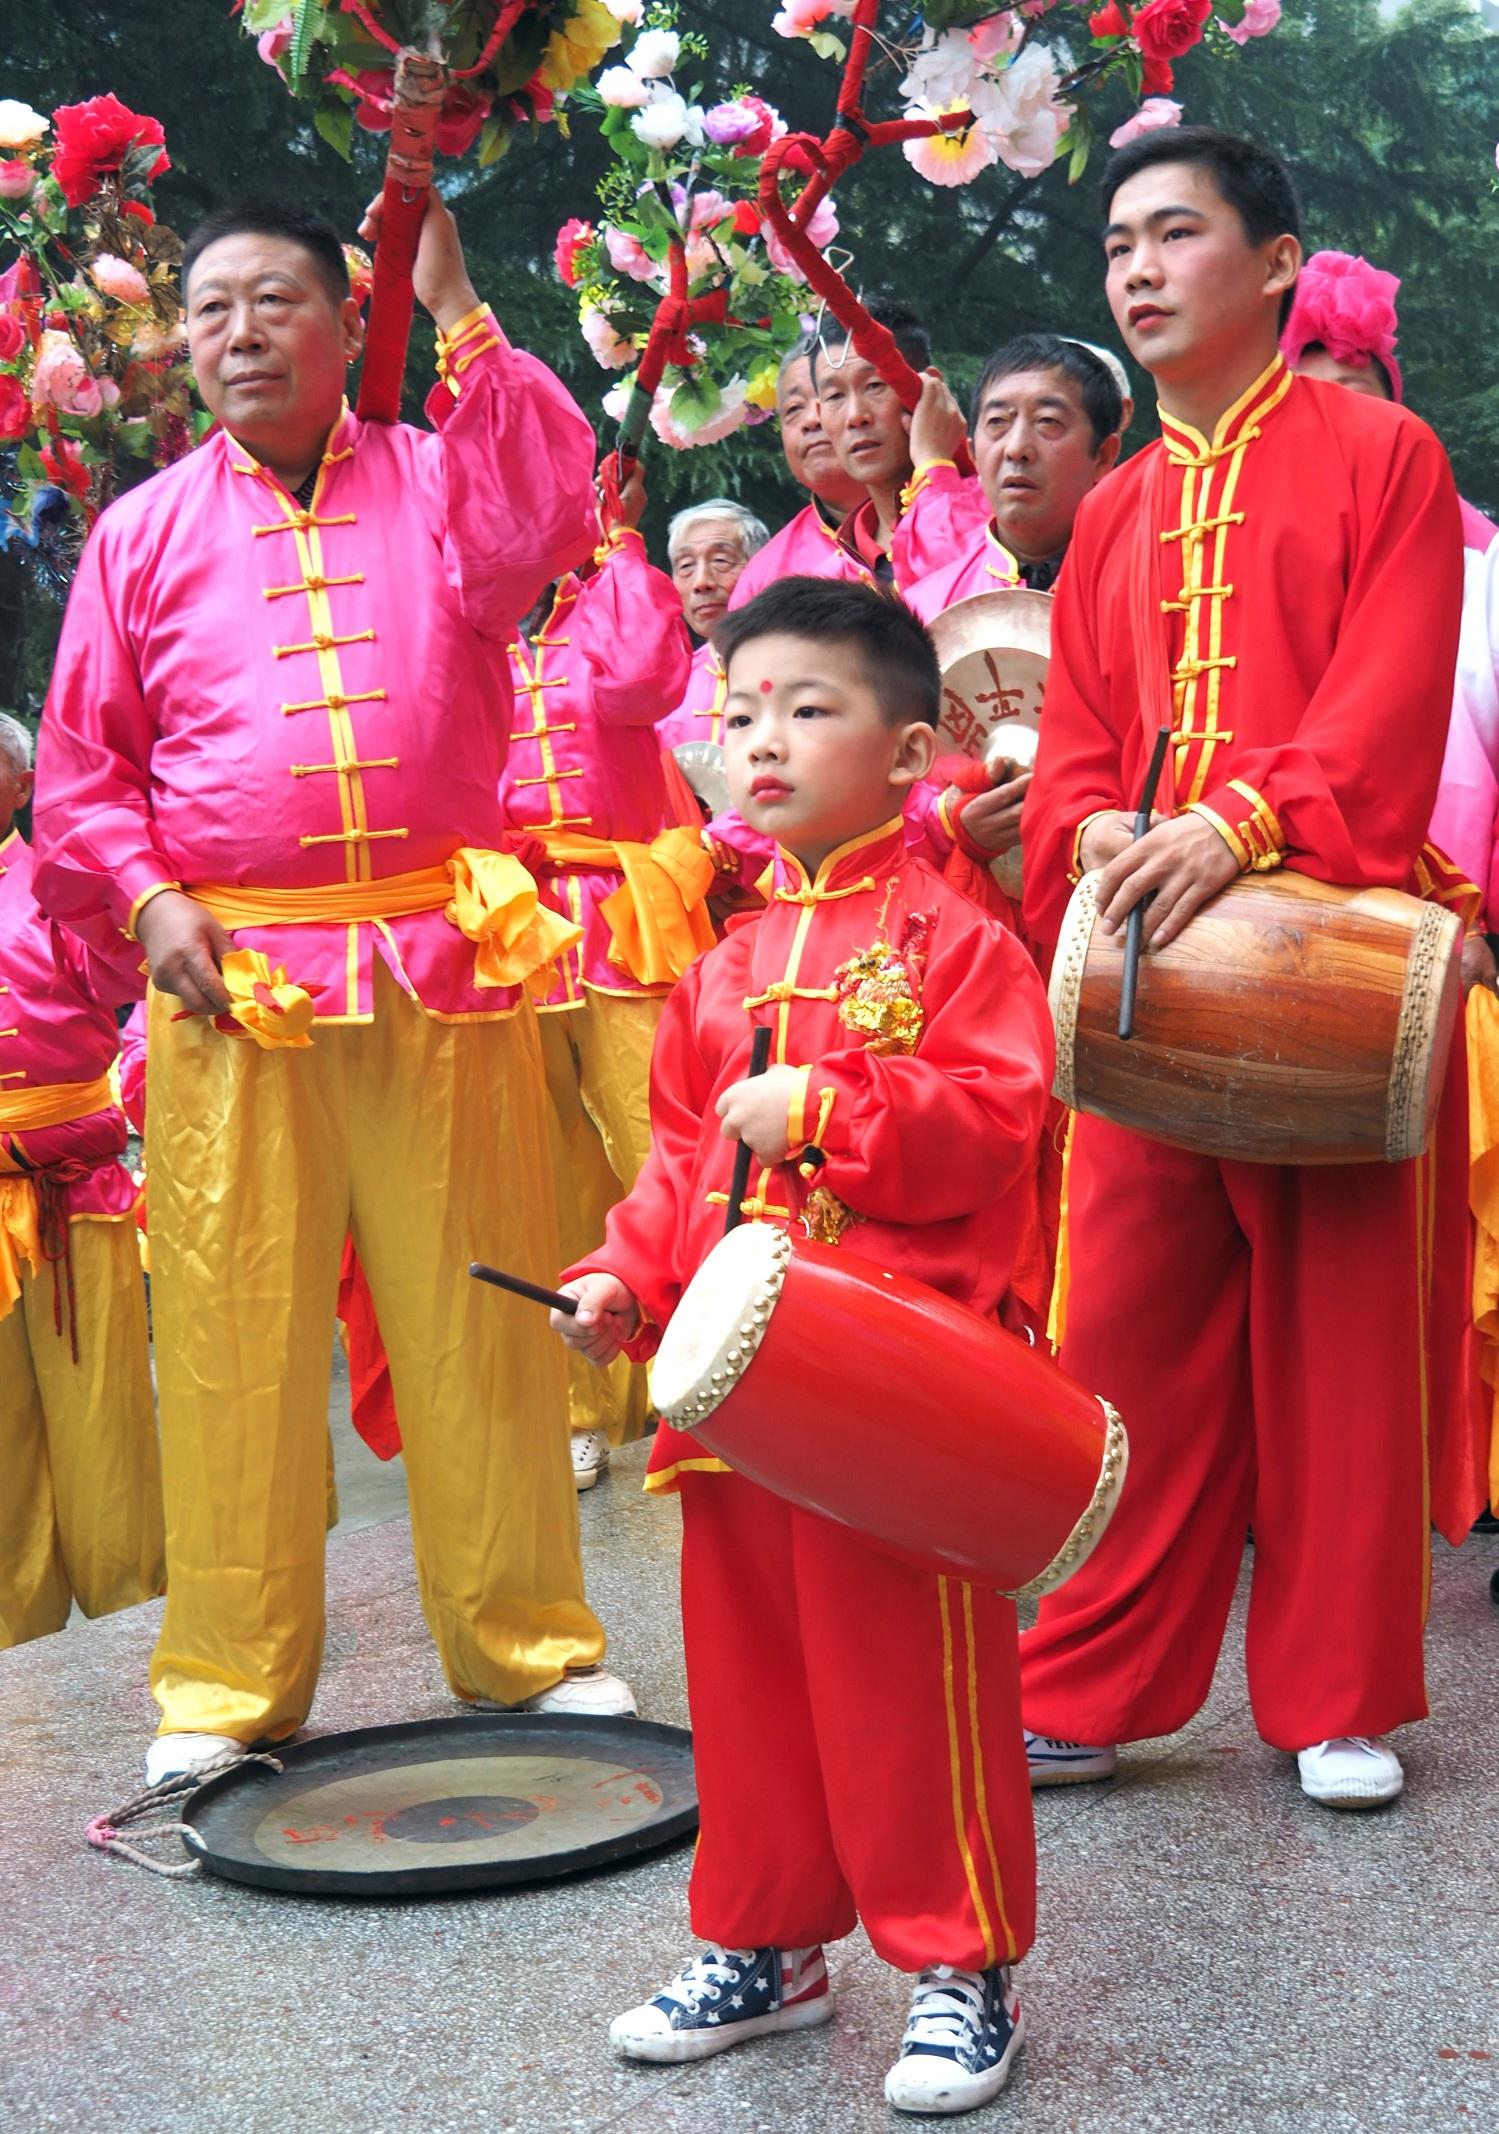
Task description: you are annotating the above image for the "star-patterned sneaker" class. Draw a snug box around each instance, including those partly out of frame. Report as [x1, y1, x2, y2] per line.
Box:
[1024, 1729, 1118, 1787]
[609, 1943, 832, 2064]
[885, 1964, 1026, 2116]
[571, 1428, 610, 1491]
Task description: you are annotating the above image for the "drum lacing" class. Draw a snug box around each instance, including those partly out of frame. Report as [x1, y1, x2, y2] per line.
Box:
[84, 1750, 285, 1879]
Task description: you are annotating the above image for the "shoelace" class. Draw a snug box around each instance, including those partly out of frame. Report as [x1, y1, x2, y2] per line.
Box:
[903, 1966, 988, 2050]
[658, 1944, 754, 2013]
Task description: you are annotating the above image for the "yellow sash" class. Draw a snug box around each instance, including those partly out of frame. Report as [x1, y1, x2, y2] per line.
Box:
[0, 1175, 40, 1319]
[190, 849, 581, 1000]
[533, 826, 715, 988]
[0, 1071, 116, 1134]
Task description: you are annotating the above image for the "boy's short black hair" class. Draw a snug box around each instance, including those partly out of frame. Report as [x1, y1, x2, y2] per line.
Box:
[810, 300, 932, 387]
[1099, 127, 1301, 328]
[715, 576, 940, 730]
[969, 334, 1124, 448]
[181, 200, 350, 309]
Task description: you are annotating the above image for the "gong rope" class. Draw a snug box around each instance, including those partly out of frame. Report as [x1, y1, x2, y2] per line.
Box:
[84, 1750, 284, 1879]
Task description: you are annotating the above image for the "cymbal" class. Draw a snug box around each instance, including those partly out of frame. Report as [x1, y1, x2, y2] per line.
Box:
[928, 588, 1052, 765]
[673, 742, 729, 820]
[181, 1714, 698, 1899]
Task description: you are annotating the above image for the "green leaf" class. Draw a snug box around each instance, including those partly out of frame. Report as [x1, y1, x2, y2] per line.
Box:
[807, 30, 846, 61]
[289, 0, 322, 91]
[478, 116, 513, 169]
[313, 99, 354, 161]
[670, 371, 721, 429]
[242, 0, 291, 30]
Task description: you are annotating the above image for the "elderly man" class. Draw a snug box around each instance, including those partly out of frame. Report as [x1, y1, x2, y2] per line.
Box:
[657, 499, 768, 752]
[728, 341, 867, 608]
[0, 712, 162, 1648]
[35, 191, 633, 1782]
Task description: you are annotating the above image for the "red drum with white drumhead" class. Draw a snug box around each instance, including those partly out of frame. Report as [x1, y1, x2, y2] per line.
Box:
[651, 1224, 1127, 1597]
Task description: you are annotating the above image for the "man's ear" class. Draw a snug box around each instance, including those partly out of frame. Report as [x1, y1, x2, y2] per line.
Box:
[341, 295, 366, 364]
[1265, 232, 1302, 313]
[889, 719, 936, 789]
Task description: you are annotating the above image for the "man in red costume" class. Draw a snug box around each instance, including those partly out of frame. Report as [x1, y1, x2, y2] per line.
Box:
[555, 578, 1053, 2114]
[1021, 129, 1464, 1810]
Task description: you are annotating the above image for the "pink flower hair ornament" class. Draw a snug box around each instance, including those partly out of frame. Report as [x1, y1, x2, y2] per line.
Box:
[1281, 248, 1403, 403]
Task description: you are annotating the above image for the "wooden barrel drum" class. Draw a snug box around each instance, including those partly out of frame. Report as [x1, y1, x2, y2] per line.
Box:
[1049, 868, 1463, 1165]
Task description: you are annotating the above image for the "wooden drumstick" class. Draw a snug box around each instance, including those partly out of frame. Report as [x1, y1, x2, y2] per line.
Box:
[1118, 724, 1173, 1043]
[724, 1025, 774, 1236]
[470, 1262, 578, 1316]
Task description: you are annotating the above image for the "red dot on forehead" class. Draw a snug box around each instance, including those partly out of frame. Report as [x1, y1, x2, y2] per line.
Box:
[759, 678, 774, 694]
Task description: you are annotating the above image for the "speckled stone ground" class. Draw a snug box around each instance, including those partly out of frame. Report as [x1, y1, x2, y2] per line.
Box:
[3, 1440, 1497, 2134]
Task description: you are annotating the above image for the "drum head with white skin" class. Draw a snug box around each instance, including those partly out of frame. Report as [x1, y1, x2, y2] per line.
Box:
[651, 1222, 792, 1430]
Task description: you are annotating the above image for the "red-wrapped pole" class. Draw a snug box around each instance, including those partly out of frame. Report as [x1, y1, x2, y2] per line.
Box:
[356, 47, 445, 424]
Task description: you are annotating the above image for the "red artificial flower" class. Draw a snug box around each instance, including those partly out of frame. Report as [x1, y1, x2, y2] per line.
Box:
[731, 201, 762, 237]
[553, 216, 595, 288]
[120, 199, 154, 226]
[434, 83, 491, 157]
[732, 96, 781, 160]
[1089, 2, 1130, 34]
[0, 372, 28, 440]
[0, 312, 24, 363]
[1133, 0, 1211, 70]
[50, 94, 169, 209]
[41, 439, 91, 498]
[1141, 54, 1176, 93]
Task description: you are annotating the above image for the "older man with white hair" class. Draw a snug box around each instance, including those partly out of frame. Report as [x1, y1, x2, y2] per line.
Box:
[657, 498, 769, 752]
[0, 710, 163, 1647]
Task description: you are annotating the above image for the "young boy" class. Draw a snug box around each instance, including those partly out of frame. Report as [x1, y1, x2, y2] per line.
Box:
[552, 577, 1055, 2116]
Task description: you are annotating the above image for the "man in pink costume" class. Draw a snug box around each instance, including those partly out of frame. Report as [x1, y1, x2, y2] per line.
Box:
[503, 465, 703, 1485]
[35, 193, 633, 1783]
[727, 340, 867, 608]
[0, 714, 161, 1647]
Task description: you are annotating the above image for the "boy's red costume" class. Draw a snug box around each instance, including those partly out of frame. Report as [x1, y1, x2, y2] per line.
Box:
[570, 819, 1054, 1969]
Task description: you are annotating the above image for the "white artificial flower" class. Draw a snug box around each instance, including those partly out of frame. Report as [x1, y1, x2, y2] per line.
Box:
[628, 28, 681, 78]
[0, 99, 49, 152]
[901, 30, 985, 114]
[651, 376, 749, 448]
[631, 91, 697, 152]
[597, 64, 651, 108]
[984, 45, 1069, 179]
[581, 306, 637, 369]
[602, 0, 644, 19]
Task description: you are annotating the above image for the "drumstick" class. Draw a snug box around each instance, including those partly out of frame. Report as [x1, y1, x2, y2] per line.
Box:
[1118, 724, 1173, 1043]
[469, 1262, 578, 1317]
[724, 1025, 774, 1236]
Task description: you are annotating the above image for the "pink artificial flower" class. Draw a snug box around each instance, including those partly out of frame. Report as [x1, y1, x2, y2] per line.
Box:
[1221, 0, 1280, 42]
[771, 0, 854, 36]
[904, 122, 998, 188]
[1109, 96, 1184, 148]
[730, 96, 784, 158]
[257, 18, 294, 65]
[0, 159, 34, 200]
[603, 224, 659, 284]
[31, 333, 104, 418]
[764, 194, 838, 280]
[703, 101, 760, 147]
[89, 253, 150, 304]
[581, 307, 636, 369]
[968, 13, 1024, 61]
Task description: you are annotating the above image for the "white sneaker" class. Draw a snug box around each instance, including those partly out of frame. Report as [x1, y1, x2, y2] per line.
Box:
[885, 1964, 1025, 2115]
[571, 1428, 611, 1491]
[611, 1944, 832, 2064]
[518, 1666, 638, 1719]
[1024, 1729, 1118, 1787]
[1296, 1735, 1404, 1809]
[144, 1732, 243, 1787]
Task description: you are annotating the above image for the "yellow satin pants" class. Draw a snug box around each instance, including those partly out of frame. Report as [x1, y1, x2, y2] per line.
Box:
[0, 1212, 163, 1648]
[145, 966, 604, 1744]
[540, 989, 663, 1447]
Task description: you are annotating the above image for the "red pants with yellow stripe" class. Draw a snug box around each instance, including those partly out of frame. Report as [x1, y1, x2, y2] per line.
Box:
[679, 1471, 1035, 1973]
[1021, 1116, 1436, 1754]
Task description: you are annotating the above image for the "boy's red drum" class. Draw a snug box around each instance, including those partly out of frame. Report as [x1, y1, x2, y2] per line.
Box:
[650, 1224, 1127, 1597]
